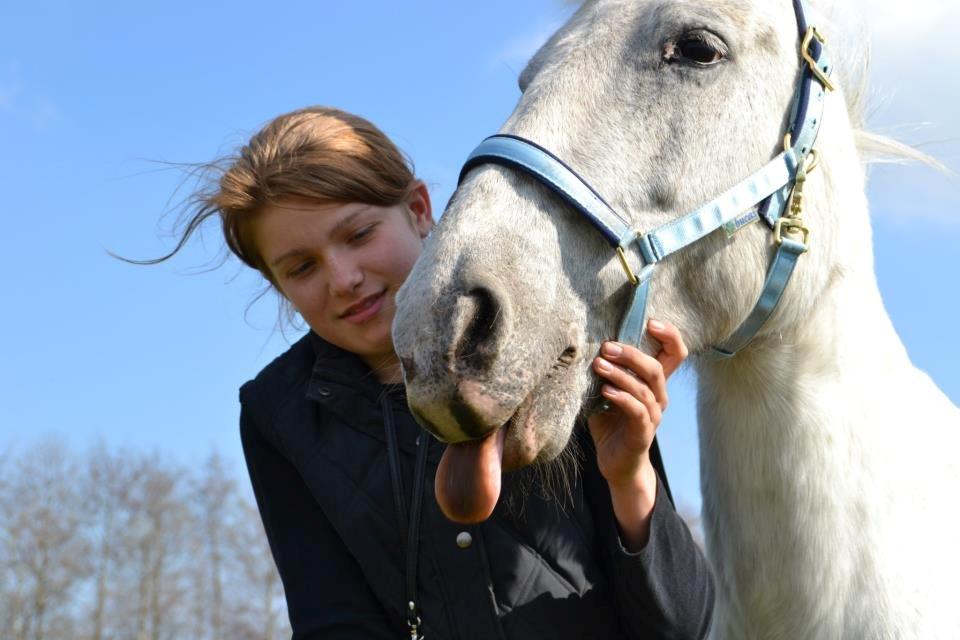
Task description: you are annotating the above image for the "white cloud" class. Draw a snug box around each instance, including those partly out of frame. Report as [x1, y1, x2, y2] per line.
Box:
[846, 0, 959, 47]
[835, 0, 960, 111]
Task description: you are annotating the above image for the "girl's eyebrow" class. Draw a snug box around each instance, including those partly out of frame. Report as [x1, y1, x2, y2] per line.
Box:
[329, 205, 376, 237]
[270, 247, 311, 269]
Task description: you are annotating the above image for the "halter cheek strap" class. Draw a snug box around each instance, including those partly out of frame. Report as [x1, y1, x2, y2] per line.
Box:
[458, 0, 834, 357]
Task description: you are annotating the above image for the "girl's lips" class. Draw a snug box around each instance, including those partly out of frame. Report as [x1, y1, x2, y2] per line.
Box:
[340, 291, 386, 324]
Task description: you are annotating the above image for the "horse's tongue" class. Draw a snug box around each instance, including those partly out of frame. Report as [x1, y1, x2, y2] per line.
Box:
[435, 427, 506, 524]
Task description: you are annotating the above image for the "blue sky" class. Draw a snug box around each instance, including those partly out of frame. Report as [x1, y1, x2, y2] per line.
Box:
[1, 0, 957, 514]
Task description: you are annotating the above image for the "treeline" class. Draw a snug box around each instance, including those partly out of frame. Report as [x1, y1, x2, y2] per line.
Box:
[0, 440, 290, 640]
[0, 438, 706, 640]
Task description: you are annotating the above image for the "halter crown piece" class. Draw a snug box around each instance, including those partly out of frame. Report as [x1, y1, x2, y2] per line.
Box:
[458, 0, 835, 359]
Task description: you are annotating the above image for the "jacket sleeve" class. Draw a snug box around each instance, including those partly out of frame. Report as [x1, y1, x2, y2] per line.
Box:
[582, 433, 715, 640]
[240, 398, 394, 640]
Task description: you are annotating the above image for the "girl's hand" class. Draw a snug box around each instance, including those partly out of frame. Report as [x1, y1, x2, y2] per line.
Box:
[587, 319, 688, 549]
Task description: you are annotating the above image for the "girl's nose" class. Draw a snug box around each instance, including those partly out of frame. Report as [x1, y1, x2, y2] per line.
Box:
[328, 256, 363, 296]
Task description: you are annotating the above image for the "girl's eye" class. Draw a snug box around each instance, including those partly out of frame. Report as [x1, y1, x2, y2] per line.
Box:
[349, 224, 376, 244]
[288, 260, 315, 279]
[665, 32, 727, 66]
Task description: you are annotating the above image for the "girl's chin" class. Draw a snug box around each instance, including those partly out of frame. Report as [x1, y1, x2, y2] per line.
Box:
[351, 327, 396, 362]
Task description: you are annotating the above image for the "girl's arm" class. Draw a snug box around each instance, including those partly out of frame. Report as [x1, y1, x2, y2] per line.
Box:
[585, 320, 715, 638]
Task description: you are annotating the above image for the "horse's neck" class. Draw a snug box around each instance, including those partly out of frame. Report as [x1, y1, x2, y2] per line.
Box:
[696, 255, 960, 634]
[692, 94, 960, 639]
[694, 138, 912, 505]
[696, 267, 906, 509]
[697, 236, 955, 509]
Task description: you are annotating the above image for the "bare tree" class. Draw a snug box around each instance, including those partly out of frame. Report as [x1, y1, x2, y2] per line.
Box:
[88, 451, 190, 640]
[0, 440, 290, 640]
[82, 441, 136, 640]
[0, 440, 91, 640]
[0, 445, 27, 640]
[191, 451, 234, 640]
[228, 498, 289, 640]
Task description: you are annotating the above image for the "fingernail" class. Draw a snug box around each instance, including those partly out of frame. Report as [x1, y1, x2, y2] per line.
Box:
[649, 320, 665, 331]
[602, 384, 618, 397]
[596, 357, 613, 372]
[602, 343, 623, 357]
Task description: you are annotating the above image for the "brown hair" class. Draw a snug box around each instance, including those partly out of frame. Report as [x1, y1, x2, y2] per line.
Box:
[146, 106, 417, 288]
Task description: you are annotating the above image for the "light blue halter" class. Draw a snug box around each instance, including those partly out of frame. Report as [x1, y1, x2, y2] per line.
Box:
[458, 0, 835, 358]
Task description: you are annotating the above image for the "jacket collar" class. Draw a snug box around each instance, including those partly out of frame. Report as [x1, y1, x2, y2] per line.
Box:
[304, 333, 416, 444]
[307, 332, 403, 399]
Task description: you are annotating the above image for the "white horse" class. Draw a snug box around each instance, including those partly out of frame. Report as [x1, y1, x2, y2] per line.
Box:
[393, 1, 960, 637]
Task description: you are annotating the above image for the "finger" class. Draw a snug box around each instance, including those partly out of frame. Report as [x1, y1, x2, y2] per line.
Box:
[597, 343, 668, 410]
[646, 319, 689, 378]
[599, 385, 657, 449]
[593, 356, 664, 423]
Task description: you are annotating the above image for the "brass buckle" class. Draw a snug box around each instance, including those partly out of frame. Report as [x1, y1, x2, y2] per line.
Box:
[616, 246, 639, 286]
[786, 148, 819, 218]
[774, 217, 810, 249]
[801, 27, 835, 92]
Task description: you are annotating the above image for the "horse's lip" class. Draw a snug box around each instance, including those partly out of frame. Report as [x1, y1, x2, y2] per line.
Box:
[445, 392, 531, 462]
[499, 388, 540, 471]
[423, 345, 577, 452]
[450, 393, 527, 450]
[495, 345, 580, 469]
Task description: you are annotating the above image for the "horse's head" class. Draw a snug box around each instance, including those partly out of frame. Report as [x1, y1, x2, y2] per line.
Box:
[393, 0, 859, 522]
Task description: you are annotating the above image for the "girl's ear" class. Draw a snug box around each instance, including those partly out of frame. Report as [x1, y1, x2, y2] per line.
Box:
[406, 181, 434, 238]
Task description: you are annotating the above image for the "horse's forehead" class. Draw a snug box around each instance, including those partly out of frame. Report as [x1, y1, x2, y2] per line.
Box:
[576, 0, 787, 38]
[519, 0, 787, 86]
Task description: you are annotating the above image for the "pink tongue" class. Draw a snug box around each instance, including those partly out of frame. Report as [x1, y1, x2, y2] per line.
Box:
[435, 427, 506, 524]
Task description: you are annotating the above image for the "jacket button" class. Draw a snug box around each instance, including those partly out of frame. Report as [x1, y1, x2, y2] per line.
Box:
[456, 531, 473, 549]
[316, 386, 332, 398]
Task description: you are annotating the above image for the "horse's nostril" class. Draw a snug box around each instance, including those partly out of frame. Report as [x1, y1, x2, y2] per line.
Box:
[453, 285, 506, 372]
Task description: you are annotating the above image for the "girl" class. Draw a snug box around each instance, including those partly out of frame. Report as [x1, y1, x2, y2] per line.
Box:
[174, 106, 713, 639]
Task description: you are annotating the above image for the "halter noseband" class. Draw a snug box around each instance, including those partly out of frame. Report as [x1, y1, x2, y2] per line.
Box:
[458, 0, 834, 358]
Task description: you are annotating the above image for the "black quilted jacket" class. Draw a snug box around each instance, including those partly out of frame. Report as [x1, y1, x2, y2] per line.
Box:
[240, 332, 714, 639]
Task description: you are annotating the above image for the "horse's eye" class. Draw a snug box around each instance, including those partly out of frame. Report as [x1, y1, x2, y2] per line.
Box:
[679, 38, 722, 64]
[665, 32, 727, 66]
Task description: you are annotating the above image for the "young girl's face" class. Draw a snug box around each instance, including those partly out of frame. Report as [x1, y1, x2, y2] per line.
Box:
[252, 185, 433, 372]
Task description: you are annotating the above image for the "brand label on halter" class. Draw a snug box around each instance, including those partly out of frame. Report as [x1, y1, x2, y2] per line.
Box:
[723, 208, 759, 238]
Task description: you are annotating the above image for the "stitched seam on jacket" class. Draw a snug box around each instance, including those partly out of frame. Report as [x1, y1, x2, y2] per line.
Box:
[487, 519, 581, 596]
[472, 526, 509, 640]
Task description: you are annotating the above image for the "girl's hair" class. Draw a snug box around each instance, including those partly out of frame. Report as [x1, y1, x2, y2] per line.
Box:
[150, 106, 417, 288]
